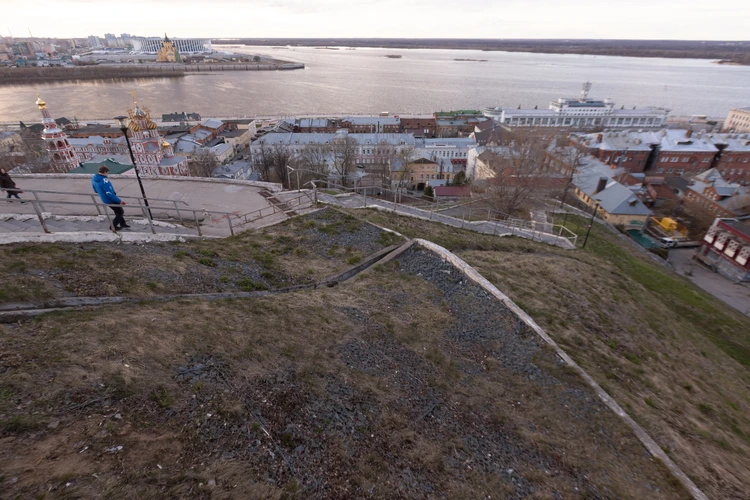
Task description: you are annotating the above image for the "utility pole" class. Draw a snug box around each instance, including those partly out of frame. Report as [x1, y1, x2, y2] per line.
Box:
[582, 202, 598, 249]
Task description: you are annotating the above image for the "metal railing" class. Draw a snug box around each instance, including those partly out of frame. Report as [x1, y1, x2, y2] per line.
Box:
[233, 191, 314, 228]
[1, 188, 237, 236]
[313, 182, 579, 248]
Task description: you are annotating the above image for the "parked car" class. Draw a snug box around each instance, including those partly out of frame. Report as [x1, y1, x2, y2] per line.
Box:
[659, 237, 677, 249]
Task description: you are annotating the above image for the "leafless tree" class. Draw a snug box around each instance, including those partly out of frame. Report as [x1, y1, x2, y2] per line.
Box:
[255, 144, 277, 184]
[270, 144, 294, 188]
[0, 129, 50, 173]
[482, 131, 552, 215]
[188, 148, 220, 177]
[330, 135, 358, 186]
[295, 144, 331, 188]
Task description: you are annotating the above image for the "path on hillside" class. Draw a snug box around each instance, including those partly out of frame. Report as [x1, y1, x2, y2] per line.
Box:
[318, 192, 575, 249]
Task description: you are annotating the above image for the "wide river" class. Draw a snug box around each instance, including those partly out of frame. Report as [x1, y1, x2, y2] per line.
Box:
[1, 45, 749, 123]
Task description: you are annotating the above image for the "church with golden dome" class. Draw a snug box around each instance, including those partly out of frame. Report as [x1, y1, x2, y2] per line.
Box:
[126, 93, 188, 176]
[156, 34, 182, 63]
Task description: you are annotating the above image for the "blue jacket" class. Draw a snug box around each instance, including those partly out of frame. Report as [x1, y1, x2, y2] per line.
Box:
[92, 173, 122, 205]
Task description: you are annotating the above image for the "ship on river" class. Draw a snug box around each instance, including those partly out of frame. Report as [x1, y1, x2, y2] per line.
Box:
[484, 82, 669, 129]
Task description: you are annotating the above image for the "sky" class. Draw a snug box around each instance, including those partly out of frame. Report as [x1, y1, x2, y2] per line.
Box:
[1, 0, 748, 40]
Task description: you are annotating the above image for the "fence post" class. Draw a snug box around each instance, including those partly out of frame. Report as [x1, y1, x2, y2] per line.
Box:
[103, 203, 115, 231]
[32, 191, 46, 213]
[31, 200, 50, 233]
[193, 210, 202, 236]
[226, 213, 235, 236]
[138, 199, 156, 234]
[173, 201, 184, 226]
[91, 195, 103, 215]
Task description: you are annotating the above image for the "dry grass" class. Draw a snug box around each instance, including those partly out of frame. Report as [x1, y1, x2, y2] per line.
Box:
[345, 209, 750, 499]
[0, 254, 683, 499]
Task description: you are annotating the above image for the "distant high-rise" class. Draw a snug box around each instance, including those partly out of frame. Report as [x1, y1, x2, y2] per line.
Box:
[104, 33, 117, 47]
[86, 35, 102, 48]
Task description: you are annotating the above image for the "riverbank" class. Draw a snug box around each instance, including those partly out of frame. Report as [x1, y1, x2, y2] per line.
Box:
[0, 62, 305, 85]
[218, 38, 750, 65]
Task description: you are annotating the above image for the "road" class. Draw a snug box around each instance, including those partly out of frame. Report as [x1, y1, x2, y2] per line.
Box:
[669, 248, 750, 317]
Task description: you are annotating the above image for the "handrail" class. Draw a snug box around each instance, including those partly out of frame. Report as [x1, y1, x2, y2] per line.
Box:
[0, 187, 189, 206]
[0, 193, 237, 236]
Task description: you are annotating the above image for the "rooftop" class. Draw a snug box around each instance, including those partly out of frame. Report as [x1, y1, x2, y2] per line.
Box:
[574, 171, 651, 216]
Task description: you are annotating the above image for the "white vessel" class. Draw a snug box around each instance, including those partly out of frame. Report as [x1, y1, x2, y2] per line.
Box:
[483, 82, 668, 129]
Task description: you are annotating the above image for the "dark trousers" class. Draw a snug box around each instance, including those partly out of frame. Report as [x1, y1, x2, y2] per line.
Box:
[110, 205, 126, 228]
[6, 190, 20, 199]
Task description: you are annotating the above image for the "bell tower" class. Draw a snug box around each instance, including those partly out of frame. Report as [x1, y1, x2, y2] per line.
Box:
[37, 95, 80, 173]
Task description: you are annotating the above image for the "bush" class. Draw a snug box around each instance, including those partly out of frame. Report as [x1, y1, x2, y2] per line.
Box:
[423, 184, 434, 199]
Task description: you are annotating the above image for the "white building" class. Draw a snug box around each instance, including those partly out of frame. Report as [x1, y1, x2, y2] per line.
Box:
[130, 37, 212, 54]
[484, 82, 668, 129]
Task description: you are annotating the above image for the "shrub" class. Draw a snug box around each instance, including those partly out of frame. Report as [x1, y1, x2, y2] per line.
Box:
[198, 257, 216, 267]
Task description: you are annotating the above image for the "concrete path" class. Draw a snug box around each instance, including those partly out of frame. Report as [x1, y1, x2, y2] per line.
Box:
[318, 192, 575, 249]
[669, 248, 750, 317]
[0, 213, 194, 236]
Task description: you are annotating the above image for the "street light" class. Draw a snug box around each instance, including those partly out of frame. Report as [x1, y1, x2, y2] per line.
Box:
[114, 115, 152, 220]
[286, 165, 299, 192]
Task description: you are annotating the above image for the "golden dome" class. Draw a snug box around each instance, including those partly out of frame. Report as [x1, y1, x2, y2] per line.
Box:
[36, 94, 47, 110]
[161, 139, 170, 149]
[147, 121, 158, 130]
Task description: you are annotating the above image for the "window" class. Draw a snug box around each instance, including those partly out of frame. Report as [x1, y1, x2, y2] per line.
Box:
[681, 157, 689, 163]
[670, 157, 679, 163]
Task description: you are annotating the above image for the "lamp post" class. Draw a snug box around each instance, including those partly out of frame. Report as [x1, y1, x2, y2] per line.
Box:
[114, 115, 152, 220]
[582, 202, 599, 249]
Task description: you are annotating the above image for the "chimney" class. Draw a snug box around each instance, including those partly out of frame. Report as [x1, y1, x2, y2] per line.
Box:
[597, 133, 603, 143]
[685, 129, 693, 138]
[594, 177, 608, 194]
[660, 130, 666, 137]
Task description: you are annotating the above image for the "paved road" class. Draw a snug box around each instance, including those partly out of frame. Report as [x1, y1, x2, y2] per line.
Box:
[318, 192, 575, 249]
[669, 248, 750, 317]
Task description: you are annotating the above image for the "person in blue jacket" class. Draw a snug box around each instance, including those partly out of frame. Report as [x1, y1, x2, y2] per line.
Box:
[92, 166, 130, 230]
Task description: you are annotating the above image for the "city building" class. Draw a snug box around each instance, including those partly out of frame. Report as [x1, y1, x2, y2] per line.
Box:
[723, 108, 750, 133]
[67, 124, 123, 139]
[652, 129, 718, 176]
[36, 95, 80, 173]
[684, 168, 750, 217]
[208, 142, 233, 164]
[162, 111, 201, 123]
[68, 157, 133, 175]
[68, 135, 128, 161]
[123, 97, 189, 176]
[86, 35, 102, 48]
[573, 171, 652, 228]
[219, 129, 251, 152]
[697, 216, 750, 282]
[572, 131, 659, 173]
[399, 117, 436, 137]
[340, 117, 400, 133]
[710, 133, 750, 183]
[251, 132, 416, 168]
[156, 34, 181, 63]
[484, 82, 668, 129]
[131, 36, 212, 54]
[391, 156, 459, 190]
[434, 110, 486, 137]
[414, 137, 476, 166]
[213, 160, 251, 180]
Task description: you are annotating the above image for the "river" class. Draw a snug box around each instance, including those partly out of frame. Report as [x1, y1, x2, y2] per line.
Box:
[1, 45, 749, 123]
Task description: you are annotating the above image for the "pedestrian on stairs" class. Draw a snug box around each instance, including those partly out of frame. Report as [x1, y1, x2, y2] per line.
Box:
[0, 168, 25, 203]
[92, 166, 130, 231]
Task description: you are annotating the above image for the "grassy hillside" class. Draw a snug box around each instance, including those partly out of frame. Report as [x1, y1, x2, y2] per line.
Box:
[349, 209, 750, 499]
[0, 209, 687, 498]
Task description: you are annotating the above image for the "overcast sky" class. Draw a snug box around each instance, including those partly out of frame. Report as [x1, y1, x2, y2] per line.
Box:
[3, 0, 748, 40]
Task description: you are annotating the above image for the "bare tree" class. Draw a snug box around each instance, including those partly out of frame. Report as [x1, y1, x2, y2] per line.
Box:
[255, 144, 277, 184]
[330, 134, 358, 186]
[0, 129, 50, 173]
[482, 131, 552, 215]
[270, 144, 294, 188]
[296, 144, 331, 188]
[188, 148, 219, 177]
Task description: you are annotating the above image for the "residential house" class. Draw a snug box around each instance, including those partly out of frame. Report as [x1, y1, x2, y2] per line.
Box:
[68, 135, 128, 161]
[574, 172, 652, 228]
[684, 168, 750, 217]
[208, 142, 233, 164]
[219, 129, 251, 153]
[697, 216, 750, 282]
[723, 107, 750, 133]
[212, 160, 251, 180]
[644, 178, 678, 207]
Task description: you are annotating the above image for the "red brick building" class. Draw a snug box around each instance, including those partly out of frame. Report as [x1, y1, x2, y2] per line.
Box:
[399, 117, 436, 137]
[653, 129, 718, 176]
[571, 131, 658, 173]
[711, 134, 750, 184]
[696, 216, 750, 282]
